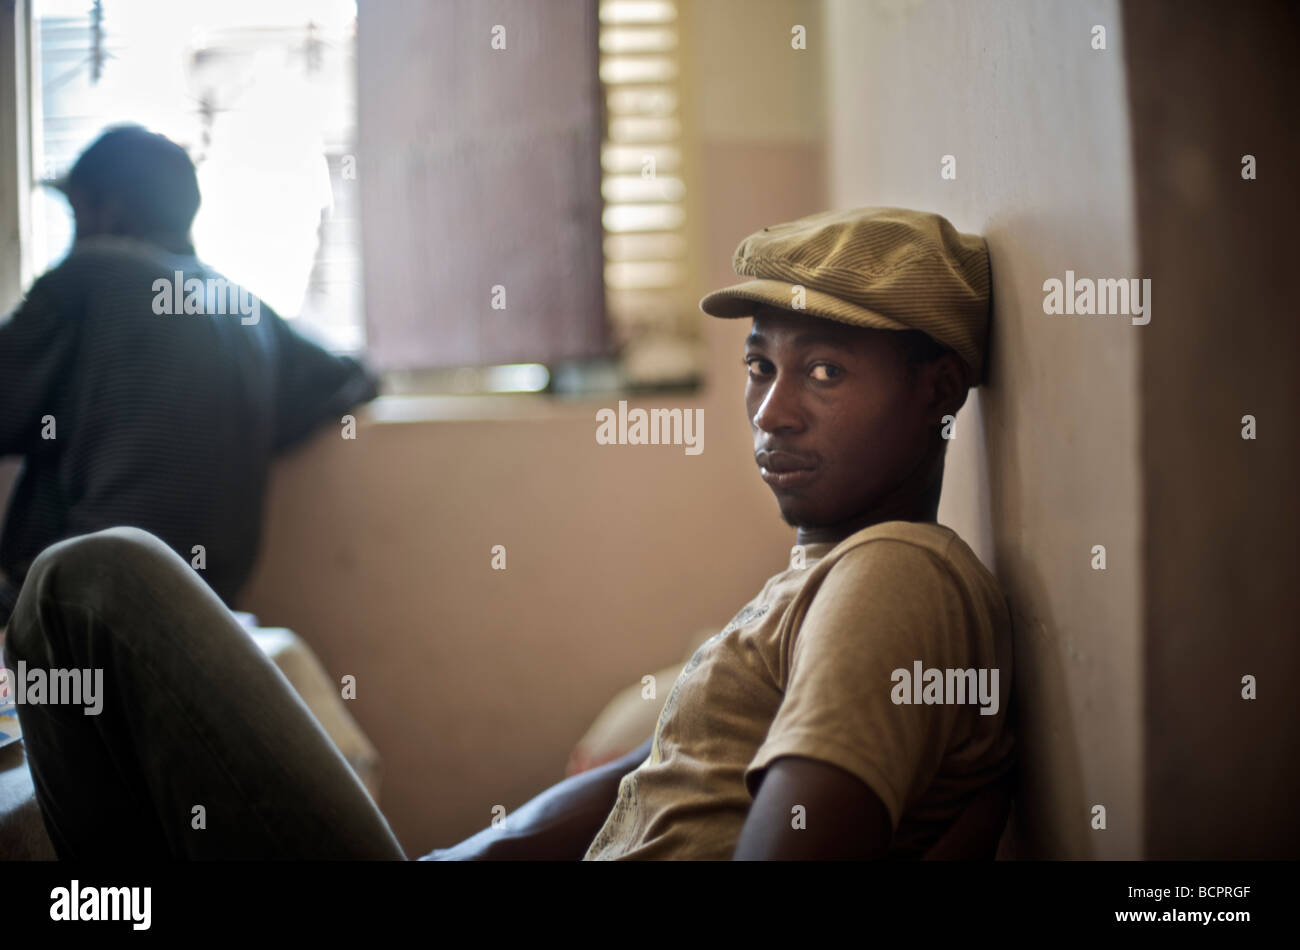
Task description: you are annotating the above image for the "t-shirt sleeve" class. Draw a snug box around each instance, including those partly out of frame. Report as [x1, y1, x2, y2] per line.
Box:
[744, 538, 973, 832]
[268, 308, 379, 452]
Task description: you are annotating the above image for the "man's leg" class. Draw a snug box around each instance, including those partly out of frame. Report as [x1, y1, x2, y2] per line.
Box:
[4, 527, 406, 859]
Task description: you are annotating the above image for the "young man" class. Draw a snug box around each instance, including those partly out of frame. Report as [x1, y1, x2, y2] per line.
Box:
[0, 125, 377, 625]
[3, 207, 1013, 860]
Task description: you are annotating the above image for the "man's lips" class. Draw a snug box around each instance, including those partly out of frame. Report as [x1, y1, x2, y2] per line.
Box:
[756, 449, 816, 473]
[756, 449, 818, 490]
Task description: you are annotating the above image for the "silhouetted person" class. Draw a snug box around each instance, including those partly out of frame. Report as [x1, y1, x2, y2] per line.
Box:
[0, 125, 377, 624]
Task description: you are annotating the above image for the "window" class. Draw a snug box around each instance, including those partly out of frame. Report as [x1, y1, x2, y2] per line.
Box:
[28, 0, 362, 352]
[19, 0, 701, 394]
[598, 0, 699, 390]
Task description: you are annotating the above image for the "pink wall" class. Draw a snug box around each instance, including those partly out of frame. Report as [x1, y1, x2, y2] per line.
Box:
[241, 0, 829, 855]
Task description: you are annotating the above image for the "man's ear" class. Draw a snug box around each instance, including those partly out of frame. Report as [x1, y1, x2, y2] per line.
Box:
[926, 351, 970, 419]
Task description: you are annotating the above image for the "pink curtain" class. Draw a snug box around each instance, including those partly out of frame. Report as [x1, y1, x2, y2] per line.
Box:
[357, 0, 608, 371]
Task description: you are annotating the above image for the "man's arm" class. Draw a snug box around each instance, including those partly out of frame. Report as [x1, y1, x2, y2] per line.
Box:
[423, 736, 653, 860]
[733, 755, 892, 860]
[267, 310, 379, 453]
[736, 756, 1013, 860]
[0, 281, 76, 457]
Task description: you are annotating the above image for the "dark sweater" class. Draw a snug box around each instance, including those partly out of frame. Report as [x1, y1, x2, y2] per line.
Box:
[0, 236, 377, 623]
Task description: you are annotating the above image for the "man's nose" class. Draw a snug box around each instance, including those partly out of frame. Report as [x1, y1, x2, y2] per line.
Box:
[752, 370, 805, 434]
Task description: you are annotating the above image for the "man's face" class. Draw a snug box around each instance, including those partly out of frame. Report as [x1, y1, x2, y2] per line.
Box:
[743, 305, 942, 536]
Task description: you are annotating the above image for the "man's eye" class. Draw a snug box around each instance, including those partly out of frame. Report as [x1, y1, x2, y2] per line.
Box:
[810, 363, 842, 381]
[743, 357, 771, 377]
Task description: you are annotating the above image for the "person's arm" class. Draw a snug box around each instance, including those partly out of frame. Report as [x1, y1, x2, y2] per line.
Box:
[267, 308, 379, 453]
[734, 755, 893, 860]
[0, 279, 77, 458]
[423, 736, 653, 861]
[736, 756, 1014, 860]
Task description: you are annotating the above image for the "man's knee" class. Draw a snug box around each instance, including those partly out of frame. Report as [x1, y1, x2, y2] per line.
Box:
[8, 527, 208, 676]
[16, 528, 179, 627]
[30, 527, 172, 584]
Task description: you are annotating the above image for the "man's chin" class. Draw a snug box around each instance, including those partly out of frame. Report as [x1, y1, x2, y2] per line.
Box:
[774, 497, 820, 529]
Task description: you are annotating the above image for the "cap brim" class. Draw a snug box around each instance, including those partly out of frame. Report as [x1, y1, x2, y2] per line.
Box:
[699, 278, 911, 333]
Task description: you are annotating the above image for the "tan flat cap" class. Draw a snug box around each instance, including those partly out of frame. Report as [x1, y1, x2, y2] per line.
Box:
[699, 206, 992, 385]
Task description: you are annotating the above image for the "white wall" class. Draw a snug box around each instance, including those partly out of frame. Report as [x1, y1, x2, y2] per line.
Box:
[824, 0, 1143, 858]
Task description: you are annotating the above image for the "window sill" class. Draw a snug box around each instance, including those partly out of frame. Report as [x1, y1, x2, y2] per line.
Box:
[360, 381, 707, 427]
[363, 393, 604, 425]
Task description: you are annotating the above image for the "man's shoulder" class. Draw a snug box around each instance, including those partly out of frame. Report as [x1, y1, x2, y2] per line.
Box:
[828, 519, 959, 564]
[820, 520, 1001, 602]
[47, 235, 193, 274]
[33, 237, 190, 301]
[33, 238, 276, 326]
[795, 521, 1010, 676]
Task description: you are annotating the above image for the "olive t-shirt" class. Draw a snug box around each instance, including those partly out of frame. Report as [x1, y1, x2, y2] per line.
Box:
[583, 520, 1015, 860]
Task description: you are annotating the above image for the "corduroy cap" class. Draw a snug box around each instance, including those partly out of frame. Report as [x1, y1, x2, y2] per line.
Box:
[699, 206, 992, 385]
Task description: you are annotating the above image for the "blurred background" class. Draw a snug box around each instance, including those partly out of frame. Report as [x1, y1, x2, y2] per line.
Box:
[25, 0, 362, 350]
[0, 0, 1295, 860]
